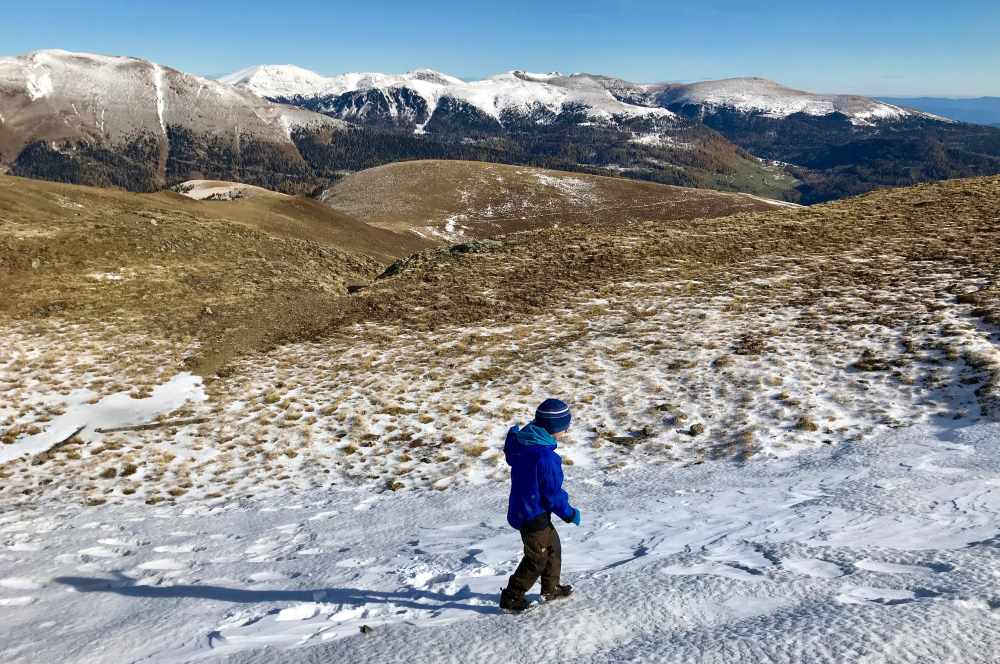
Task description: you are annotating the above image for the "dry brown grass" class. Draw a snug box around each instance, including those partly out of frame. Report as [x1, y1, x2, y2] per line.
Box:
[323, 160, 783, 239]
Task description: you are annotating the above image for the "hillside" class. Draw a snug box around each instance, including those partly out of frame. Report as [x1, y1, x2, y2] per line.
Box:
[222, 63, 1000, 204]
[4, 50, 1000, 206]
[0, 174, 433, 374]
[658, 77, 929, 125]
[0, 50, 793, 201]
[321, 160, 796, 241]
[2, 175, 999, 663]
[660, 79, 1000, 203]
[0, 164, 796, 374]
[222, 66, 796, 199]
[0, 50, 343, 193]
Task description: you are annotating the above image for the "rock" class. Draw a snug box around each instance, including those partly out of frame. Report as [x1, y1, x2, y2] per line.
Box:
[359, 624, 373, 635]
[688, 423, 705, 436]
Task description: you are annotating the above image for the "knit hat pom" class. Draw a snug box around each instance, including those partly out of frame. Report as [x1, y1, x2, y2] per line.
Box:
[534, 398, 571, 434]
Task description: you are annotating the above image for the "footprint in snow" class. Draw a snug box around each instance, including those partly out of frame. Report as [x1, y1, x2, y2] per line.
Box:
[98, 537, 146, 547]
[661, 562, 765, 583]
[835, 585, 918, 606]
[783, 557, 847, 579]
[0, 596, 37, 607]
[0, 577, 45, 591]
[78, 546, 128, 559]
[855, 559, 940, 575]
[247, 571, 292, 583]
[137, 558, 189, 571]
[153, 543, 200, 554]
[275, 603, 321, 622]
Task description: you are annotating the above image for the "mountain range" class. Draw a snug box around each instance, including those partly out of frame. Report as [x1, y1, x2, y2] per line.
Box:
[2, 49, 999, 203]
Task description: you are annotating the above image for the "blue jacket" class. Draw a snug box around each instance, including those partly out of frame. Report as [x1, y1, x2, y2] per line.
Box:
[504, 423, 575, 530]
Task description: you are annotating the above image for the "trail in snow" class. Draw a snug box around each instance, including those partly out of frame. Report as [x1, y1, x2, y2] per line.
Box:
[1, 422, 998, 663]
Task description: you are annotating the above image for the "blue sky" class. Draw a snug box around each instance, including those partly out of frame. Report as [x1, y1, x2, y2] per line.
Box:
[3, 1, 998, 96]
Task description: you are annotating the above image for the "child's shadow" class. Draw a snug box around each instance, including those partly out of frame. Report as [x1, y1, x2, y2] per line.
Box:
[55, 572, 499, 615]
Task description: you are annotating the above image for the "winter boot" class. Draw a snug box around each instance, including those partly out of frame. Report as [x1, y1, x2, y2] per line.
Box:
[499, 586, 529, 613]
[542, 584, 573, 601]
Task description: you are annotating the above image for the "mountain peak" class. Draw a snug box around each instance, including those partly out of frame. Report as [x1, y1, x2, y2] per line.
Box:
[218, 64, 330, 98]
[659, 77, 926, 124]
[404, 68, 464, 85]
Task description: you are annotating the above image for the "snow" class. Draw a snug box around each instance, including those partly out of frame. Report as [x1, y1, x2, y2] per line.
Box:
[0, 373, 205, 465]
[173, 180, 289, 201]
[152, 63, 167, 135]
[662, 77, 929, 125]
[1, 422, 998, 662]
[629, 133, 692, 149]
[3, 206, 1000, 660]
[0, 50, 340, 150]
[25, 68, 53, 101]
[739, 193, 804, 209]
[219, 64, 676, 125]
[219, 64, 332, 99]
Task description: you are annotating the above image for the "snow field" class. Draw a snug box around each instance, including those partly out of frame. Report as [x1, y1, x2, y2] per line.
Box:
[1, 214, 1000, 661]
[1, 422, 998, 663]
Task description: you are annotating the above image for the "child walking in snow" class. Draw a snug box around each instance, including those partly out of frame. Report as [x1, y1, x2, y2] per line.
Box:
[500, 398, 581, 612]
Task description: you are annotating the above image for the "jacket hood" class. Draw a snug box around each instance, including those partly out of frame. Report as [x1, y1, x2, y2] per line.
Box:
[515, 422, 557, 448]
[503, 423, 557, 468]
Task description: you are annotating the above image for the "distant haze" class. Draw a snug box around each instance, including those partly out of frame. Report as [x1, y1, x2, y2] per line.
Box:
[878, 97, 1000, 126]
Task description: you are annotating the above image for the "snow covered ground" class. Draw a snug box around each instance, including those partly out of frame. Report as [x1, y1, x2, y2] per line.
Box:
[1, 421, 998, 663]
[172, 181, 290, 202]
[3, 208, 999, 661]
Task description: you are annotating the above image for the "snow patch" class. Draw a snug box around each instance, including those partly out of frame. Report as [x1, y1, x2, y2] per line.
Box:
[26, 69, 53, 101]
[152, 64, 167, 135]
[0, 373, 206, 465]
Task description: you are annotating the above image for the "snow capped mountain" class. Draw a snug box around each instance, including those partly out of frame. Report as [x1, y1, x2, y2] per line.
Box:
[0, 49, 345, 192]
[0, 50, 337, 151]
[658, 77, 934, 125]
[218, 64, 335, 99]
[220, 64, 675, 130]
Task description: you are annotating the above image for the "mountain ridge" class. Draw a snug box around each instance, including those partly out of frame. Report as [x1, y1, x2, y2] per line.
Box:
[220, 64, 936, 128]
[2, 49, 999, 204]
[0, 49, 344, 192]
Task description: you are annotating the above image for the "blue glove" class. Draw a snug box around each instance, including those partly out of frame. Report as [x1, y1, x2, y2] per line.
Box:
[571, 508, 581, 526]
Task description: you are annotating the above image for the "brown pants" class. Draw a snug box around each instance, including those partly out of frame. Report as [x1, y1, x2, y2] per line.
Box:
[507, 523, 562, 595]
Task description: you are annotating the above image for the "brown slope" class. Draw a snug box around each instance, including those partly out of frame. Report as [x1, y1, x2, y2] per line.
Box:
[321, 160, 796, 241]
[306, 175, 1000, 334]
[0, 174, 432, 374]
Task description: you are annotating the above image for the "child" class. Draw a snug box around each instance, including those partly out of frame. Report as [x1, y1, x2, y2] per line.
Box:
[499, 398, 581, 612]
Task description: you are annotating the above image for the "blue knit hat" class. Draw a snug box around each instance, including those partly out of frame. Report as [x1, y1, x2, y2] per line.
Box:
[534, 398, 571, 434]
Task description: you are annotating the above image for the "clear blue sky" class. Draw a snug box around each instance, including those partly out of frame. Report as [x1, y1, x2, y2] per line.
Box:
[3, 1, 998, 96]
